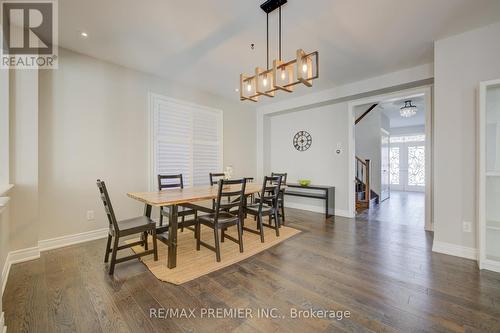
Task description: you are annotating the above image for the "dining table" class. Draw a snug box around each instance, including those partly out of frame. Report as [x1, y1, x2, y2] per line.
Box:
[127, 182, 268, 269]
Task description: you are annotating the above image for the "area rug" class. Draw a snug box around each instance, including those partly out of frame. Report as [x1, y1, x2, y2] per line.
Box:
[127, 220, 301, 285]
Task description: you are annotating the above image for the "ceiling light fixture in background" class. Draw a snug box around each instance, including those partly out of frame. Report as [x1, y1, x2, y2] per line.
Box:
[400, 100, 418, 118]
[239, 0, 319, 102]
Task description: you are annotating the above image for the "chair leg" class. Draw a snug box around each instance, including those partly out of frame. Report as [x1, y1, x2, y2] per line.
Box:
[221, 227, 225, 242]
[181, 215, 184, 232]
[237, 220, 244, 253]
[274, 210, 280, 237]
[196, 221, 201, 251]
[159, 208, 163, 226]
[258, 214, 265, 243]
[152, 228, 158, 261]
[143, 231, 148, 250]
[104, 234, 112, 263]
[214, 227, 221, 262]
[109, 236, 119, 275]
[194, 211, 198, 239]
[281, 198, 285, 225]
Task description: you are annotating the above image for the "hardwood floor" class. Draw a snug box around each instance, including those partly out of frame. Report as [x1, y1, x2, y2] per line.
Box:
[3, 208, 500, 332]
[357, 191, 425, 227]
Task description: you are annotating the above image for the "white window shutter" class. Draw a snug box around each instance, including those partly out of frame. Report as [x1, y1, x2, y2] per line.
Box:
[151, 94, 222, 189]
[193, 110, 222, 186]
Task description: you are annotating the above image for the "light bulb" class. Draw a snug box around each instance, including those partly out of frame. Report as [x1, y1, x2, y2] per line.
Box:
[246, 83, 251, 92]
[281, 70, 286, 80]
[263, 78, 268, 87]
[302, 63, 308, 73]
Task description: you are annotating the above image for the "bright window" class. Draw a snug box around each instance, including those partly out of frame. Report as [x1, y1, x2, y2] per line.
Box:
[150, 94, 223, 189]
[408, 146, 425, 186]
[389, 134, 426, 190]
[390, 134, 425, 143]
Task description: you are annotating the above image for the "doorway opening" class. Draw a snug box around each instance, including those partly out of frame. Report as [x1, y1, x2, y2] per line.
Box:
[348, 87, 432, 230]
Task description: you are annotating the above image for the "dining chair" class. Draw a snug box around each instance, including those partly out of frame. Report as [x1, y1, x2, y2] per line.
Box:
[243, 176, 282, 242]
[209, 172, 226, 186]
[254, 172, 287, 224]
[244, 177, 255, 204]
[209, 172, 226, 209]
[271, 172, 287, 224]
[195, 178, 247, 262]
[97, 179, 158, 275]
[158, 174, 197, 233]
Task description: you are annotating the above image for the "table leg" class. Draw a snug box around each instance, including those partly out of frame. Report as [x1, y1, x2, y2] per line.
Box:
[141, 204, 152, 247]
[167, 204, 178, 268]
[144, 204, 152, 218]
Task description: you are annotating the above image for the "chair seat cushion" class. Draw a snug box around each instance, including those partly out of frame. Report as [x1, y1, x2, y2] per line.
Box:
[245, 204, 274, 215]
[198, 212, 239, 225]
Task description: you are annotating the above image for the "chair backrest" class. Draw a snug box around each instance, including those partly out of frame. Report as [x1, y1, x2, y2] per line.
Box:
[271, 172, 287, 185]
[209, 172, 225, 186]
[158, 174, 184, 190]
[257, 176, 282, 212]
[245, 177, 254, 183]
[214, 178, 247, 221]
[96, 180, 119, 231]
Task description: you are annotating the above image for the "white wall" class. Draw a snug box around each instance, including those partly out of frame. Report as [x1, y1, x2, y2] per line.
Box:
[390, 125, 425, 136]
[355, 106, 388, 196]
[258, 63, 433, 217]
[0, 69, 8, 186]
[32, 48, 254, 242]
[0, 68, 7, 322]
[269, 103, 348, 215]
[9, 69, 39, 251]
[433, 22, 500, 253]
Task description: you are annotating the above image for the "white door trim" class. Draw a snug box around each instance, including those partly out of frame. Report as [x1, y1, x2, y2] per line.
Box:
[347, 85, 433, 230]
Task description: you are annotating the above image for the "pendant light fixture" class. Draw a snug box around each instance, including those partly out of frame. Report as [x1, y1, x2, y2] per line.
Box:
[240, 0, 319, 102]
[399, 100, 418, 118]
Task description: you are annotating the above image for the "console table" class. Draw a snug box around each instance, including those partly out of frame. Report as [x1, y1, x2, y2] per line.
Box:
[285, 184, 335, 219]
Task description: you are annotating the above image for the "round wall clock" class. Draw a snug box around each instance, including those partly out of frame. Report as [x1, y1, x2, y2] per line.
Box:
[293, 131, 312, 151]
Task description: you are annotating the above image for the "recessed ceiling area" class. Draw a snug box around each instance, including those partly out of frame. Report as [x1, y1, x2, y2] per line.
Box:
[58, 0, 500, 102]
[380, 95, 426, 128]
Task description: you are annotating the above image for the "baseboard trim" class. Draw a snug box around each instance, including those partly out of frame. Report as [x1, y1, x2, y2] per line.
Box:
[1, 246, 40, 296]
[38, 227, 108, 252]
[432, 241, 478, 260]
[480, 260, 500, 273]
[0, 312, 5, 333]
[2, 228, 108, 297]
[284, 202, 351, 218]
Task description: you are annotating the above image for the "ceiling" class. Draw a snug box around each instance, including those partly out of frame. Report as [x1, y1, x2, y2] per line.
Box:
[380, 96, 425, 128]
[58, 0, 500, 103]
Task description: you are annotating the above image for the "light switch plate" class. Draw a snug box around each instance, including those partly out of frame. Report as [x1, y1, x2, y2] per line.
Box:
[87, 210, 95, 221]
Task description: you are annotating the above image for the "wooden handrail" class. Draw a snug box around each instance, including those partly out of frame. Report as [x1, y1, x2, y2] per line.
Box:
[355, 156, 367, 166]
[355, 103, 378, 125]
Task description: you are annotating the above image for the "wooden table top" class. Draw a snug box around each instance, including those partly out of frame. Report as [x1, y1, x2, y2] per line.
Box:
[127, 183, 265, 207]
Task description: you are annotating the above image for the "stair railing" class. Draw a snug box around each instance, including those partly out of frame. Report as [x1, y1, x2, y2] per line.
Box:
[355, 157, 371, 202]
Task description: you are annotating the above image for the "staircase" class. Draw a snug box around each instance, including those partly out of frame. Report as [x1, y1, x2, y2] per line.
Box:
[355, 103, 380, 213]
[355, 157, 379, 212]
